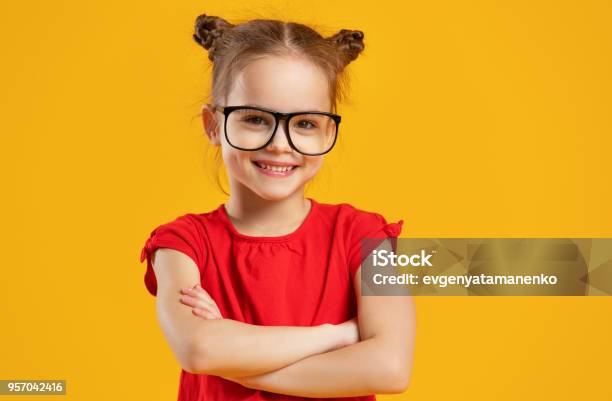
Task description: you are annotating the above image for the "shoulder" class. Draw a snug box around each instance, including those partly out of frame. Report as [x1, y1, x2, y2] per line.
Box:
[314, 199, 375, 221]
[139, 210, 219, 296]
[140, 209, 220, 270]
[319, 202, 404, 279]
[151, 213, 200, 232]
[314, 200, 403, 238]
[146, 206, 222, 238]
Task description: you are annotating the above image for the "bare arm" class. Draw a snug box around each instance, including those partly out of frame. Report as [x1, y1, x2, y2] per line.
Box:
[221, 239, 416, 397]
[151, 248, 357, 378]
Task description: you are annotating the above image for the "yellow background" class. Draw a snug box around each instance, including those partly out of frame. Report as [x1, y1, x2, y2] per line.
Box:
[1, 0, 611, 400]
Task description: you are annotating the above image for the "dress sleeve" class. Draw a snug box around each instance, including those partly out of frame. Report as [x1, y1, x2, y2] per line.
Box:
[347, 211, 404, 280]
[139, 214, 205, 297]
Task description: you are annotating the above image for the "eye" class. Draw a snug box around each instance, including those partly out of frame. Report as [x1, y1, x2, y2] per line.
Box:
[244, 116, 268, 125]
[295, 119, 317, 129]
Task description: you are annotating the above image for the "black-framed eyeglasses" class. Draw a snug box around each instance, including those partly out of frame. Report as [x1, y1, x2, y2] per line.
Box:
[213, 104, 341, 156]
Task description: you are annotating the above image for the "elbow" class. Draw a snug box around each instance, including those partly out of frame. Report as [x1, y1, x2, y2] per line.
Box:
[182, 357, 202, 375]
[179, 335, 215, 374]
[179, 321, 228, 375]
[180, 341, 204, 374]
[384, 367, 411, 394]
[372, 354, 412, 394]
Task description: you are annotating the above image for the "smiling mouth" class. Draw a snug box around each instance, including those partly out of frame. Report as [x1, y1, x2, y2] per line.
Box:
[252, 161, 299, 172]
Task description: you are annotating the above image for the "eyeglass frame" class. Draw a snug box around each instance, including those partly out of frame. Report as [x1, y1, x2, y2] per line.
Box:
[212, 104, 342, 156]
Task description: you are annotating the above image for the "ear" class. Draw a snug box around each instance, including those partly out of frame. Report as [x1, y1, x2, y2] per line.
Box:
[202, 104, 221, 146]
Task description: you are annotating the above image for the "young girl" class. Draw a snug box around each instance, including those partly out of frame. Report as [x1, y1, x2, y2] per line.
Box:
[139, 13, 415, 401]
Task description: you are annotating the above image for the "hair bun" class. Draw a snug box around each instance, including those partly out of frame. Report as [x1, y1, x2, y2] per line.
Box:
[328, 29, 365, 65]
[193, 14, 234, 61]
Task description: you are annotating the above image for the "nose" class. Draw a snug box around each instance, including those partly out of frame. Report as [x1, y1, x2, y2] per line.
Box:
[266, 118, 293, 153]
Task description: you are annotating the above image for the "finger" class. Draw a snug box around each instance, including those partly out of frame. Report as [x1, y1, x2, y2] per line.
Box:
[196, 298, 222, 319]
[190, 302, 218, 317]
[181, 287, 215, 304]
[190, 285, 216, 304]
[179, 294, 218, 312]
[192, 307, 213, 319]
[194, 284, 215, 302]
[194, 285, 223, 316]
[193, 307, 220, 320]
[184, 287, 223, 316]
[179, 296, 200, 309]
[180, 289, 216, 308]
[195, 300, 222, 319]
[205, 308, 222, 319]
[191, 289, 222, 316]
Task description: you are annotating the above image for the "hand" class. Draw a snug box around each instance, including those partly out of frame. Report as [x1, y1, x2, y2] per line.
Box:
[179, 284, 223, 320]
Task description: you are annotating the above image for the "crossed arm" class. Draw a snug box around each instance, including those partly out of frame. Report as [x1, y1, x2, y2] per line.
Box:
[151, 240, 415, 397]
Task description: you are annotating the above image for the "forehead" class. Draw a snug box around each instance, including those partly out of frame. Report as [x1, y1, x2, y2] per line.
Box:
[226, 55, 331, 112]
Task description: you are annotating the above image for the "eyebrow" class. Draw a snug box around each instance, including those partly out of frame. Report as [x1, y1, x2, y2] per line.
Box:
[241, 103, 328, 113]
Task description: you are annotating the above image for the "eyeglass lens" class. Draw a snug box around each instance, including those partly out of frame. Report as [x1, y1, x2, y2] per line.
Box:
[225, 108, 337, 154]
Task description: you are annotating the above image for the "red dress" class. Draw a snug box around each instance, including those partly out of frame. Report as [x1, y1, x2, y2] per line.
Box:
[139, 197, 404, 401]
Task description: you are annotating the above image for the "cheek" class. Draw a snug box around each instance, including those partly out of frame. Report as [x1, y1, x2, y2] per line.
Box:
[221, 147, 249, 176]
[302, 157, 323, 178]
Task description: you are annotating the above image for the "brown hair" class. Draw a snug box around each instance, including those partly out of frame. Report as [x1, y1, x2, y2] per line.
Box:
[192, 14, 365, 194]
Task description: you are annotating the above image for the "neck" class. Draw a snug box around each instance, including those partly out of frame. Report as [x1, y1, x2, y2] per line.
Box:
[224, 182, 311, 237]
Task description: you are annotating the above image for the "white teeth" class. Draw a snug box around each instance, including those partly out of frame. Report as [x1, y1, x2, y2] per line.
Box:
[255, 162, 295, 172]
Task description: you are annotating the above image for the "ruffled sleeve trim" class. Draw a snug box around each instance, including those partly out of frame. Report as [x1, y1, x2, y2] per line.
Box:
[383, 220, 404, 238]
[138, 215, 205, 297]
[347, 212, 405, 280]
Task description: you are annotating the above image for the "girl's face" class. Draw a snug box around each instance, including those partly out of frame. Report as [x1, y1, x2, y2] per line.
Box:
[203, 55, 331, 201]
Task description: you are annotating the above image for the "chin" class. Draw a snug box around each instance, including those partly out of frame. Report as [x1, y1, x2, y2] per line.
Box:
[251, 186, 301, 202]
